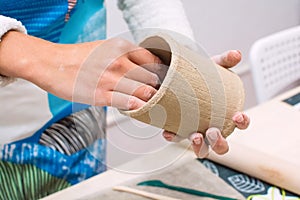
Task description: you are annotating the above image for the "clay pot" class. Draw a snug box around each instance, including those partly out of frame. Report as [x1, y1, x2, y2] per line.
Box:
[121, 33, 244, 138]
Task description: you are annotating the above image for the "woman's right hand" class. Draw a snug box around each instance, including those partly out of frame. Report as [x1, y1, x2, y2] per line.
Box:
[50, 38, 166, 109]
[0, 31, 165, 109]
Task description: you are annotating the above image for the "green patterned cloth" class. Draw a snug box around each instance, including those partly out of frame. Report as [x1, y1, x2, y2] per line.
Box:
[0, 161, 70, 200]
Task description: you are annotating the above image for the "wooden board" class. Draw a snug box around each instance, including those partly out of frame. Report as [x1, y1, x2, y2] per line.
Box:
[92, 159, 244, 200]
[208, 86, 300, 195]
[43, 143, 244, 199]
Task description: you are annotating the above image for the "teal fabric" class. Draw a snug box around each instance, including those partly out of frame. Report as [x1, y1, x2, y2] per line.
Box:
[60, 0, 106, 43]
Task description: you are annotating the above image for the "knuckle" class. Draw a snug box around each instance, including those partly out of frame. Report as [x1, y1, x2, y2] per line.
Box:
[139, 48, 152, 57]
[110, 38, 132, 49]
[112, 38, 140, 57]
[109, 59, 127, 73]
[95, 91, 109, 106]
[130, 47, 156, 62]
[110, 59, 122, 70]
[107, 38, 138, 59]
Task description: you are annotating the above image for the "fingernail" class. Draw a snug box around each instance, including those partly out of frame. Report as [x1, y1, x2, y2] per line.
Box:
[193, 136, 201, 145]
[144, 88, 155, 100]
[163, 132, 175, 141]
[234, 50, 242, 56]
[234, 114, 244, 123]
[189, 133, 202, 145]
[144, 90, 152, 99]
[206, 129, 219, 146]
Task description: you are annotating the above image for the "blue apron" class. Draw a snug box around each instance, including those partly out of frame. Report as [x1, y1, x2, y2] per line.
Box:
[0, 1, 107, 198]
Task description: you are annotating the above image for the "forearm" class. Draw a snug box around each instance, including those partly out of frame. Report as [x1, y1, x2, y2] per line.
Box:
[0, 15, 27, 85]
[0, 31, 102, 93]
[0, 31, 57, 81]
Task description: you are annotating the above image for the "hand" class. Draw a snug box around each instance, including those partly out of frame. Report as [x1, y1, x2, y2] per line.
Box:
[59, 38, 165, 109]
[163, 50, 250, 158]
[0, 32, 163, 109]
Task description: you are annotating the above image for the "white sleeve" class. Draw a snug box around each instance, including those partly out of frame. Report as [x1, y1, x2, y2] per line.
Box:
[117, 0, 195, 44]
[0, 15, 27, 86]
[0, 15, 27, 41]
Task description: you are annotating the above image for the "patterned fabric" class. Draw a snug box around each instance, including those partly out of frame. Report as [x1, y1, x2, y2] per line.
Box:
[198, 159, 300, 199]
[0, 0, 106, 43]
[66, 0, 77, 21]
[1, 107, 107, 198]
[0, 0, 107, 198]
[0, 161, 70, 200]
[39, 106, 106, 155]
[0, 0, 68, 42]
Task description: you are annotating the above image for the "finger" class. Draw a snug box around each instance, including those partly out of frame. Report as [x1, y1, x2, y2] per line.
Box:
[205, 128, 229, 155]
[162, 131, 176, 142]
[127, 48, 168, 81]
[128, 47, 161, 67]
[189, 133, 209, 158]
[101, 91, 145, 110]
[211, 50, 242, 68]
[162, 131, 184, 142]
[114, 77, 157, 102]
[123, 60, 161, 88]
[142, 62, 169, 83]
[232, 112, 250, 129]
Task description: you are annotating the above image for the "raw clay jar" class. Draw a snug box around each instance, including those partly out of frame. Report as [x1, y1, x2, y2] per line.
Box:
[121, 33, 245, 138]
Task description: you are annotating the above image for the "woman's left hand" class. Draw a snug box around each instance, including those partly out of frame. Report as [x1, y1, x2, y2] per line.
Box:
[162, 50, 250, 158]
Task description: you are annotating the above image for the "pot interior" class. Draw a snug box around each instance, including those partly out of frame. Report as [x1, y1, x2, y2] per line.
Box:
[139, 36, 173, 85]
